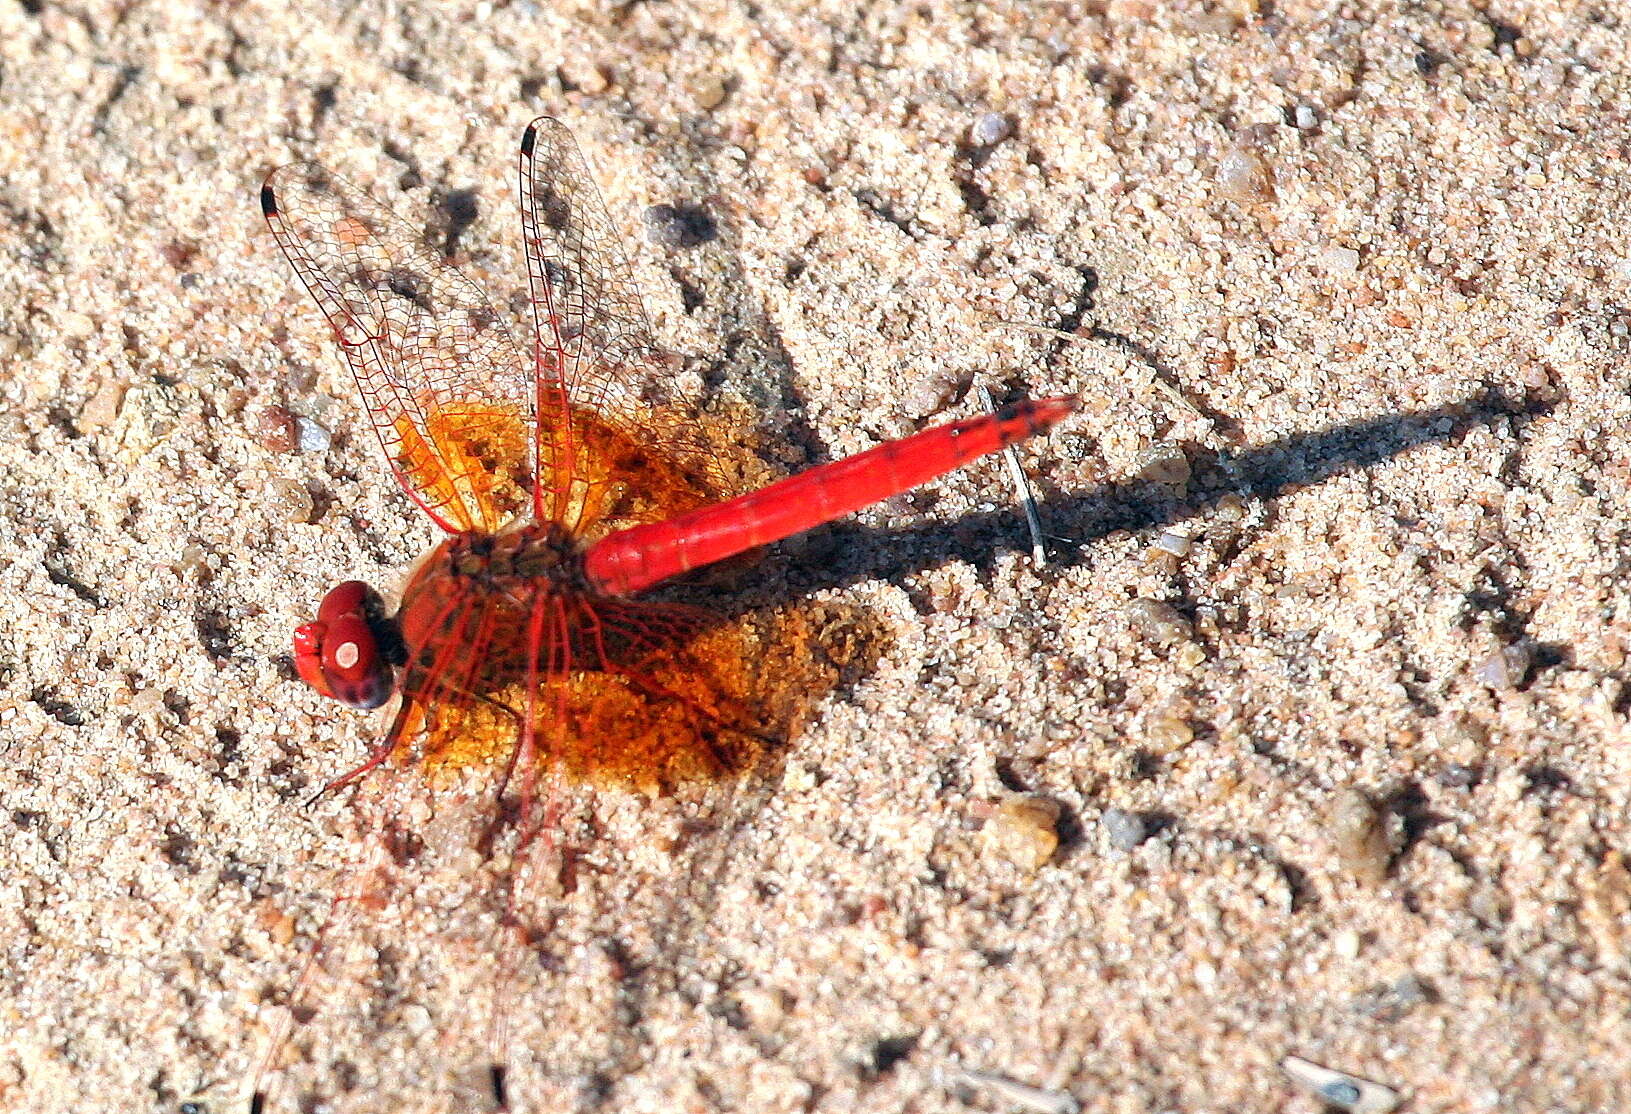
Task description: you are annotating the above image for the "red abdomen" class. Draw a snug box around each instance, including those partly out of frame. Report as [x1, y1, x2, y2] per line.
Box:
[582, 396, 1076, 596]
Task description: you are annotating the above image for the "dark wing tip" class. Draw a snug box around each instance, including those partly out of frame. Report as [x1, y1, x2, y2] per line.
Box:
[520, 122, 538, 157]
[259, 182, 278, 217]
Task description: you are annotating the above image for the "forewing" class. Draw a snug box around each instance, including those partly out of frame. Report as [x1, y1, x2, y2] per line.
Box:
[262, 164, 532, 534]
[518, 118, 719, 533]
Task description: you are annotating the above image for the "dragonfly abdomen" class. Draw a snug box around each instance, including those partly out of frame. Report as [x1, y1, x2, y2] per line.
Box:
[581, 395, 1078, 597]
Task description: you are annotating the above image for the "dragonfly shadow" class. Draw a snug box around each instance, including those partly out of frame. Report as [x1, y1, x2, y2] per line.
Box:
[747, 388, 1556, 605]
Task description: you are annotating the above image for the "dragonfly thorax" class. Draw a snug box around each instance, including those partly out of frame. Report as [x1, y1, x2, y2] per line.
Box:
[444, 522, 579, 586]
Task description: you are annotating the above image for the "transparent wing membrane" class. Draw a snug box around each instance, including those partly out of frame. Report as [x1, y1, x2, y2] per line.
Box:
[518, 118, 723, 535]
[262, 165, 533, 534]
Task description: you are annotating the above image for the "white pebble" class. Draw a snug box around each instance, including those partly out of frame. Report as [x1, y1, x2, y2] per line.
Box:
[1476, 642, 1532, 690]
[295, 415, 332, 453]
[972, 112, 1012, 146]
[1154, 529, 1193, 557]
[1321, 246, 1361, 277]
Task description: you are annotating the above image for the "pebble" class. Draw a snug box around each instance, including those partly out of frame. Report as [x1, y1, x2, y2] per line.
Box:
[691, 75, 729, 110]
[900, 371, 961, 419]
[971, 112, 1012, 146]
[61, 310, 97, 340]
[1320, 246, 1361, 277]
[256, 405, 299, 453]
[1153, 529, 1193, 557]
[1134, 444, 1191, 487]
[1352, 973, 1431, 1022]
[1144, 713, 1194, 755]
[295, 414, 332, 453]
[1127, 598, 1192, 643]
[1436, 762, 1481, 789]
[1476, 641, 1531, 690]
[172, 544, 208, 577]
[1101, 806, 1148, 851]
[76, 378, 126, 434]
[1329, 787, 1392, 886]
[1280, 1056, 1400, 1114]
[265, 478, 314, 524]
[1333, 929, 1362, 960]
[1215, 127, 1277, 203]
[982, 794, 1062, 871]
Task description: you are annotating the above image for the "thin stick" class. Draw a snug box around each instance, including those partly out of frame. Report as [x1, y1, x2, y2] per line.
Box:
[951, 1068, 1081, 1114]
[977, 381, 1049, 566]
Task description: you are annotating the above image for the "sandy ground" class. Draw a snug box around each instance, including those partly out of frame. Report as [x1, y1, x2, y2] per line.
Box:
[5, 1, 1631, 1111]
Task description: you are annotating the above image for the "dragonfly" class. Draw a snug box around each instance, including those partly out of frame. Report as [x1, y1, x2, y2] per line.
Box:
[255, 116, 1075, 1110]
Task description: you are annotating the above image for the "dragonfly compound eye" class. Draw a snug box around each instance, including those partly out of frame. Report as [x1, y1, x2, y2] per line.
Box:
[292, 581, 398, 709]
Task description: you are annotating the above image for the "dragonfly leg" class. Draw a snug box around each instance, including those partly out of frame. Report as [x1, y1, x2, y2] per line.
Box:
[306, 733, 399, 806]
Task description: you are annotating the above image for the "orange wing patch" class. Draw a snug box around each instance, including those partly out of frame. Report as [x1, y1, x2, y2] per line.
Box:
[391, 400, 532, 534]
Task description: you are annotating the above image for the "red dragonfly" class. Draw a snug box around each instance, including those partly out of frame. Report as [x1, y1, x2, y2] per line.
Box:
[256, 116, 1074, 1109]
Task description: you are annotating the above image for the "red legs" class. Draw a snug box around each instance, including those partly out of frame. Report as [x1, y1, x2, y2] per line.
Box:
[483, 587, 569, 1111]
[305, 675, 522, 808]
[304, 716, 403, 806]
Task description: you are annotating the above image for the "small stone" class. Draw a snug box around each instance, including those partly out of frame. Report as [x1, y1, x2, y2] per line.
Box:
[173, 544, 208, 576]
[130, 686, 166, 717]
[1174, 643, 1206, 670]
[691, 74, 729, 110]
[1579, 850, 1631, 971]
[1127, 598, 1192, 643]
[1476, 641, 1531, 690]
[1144, 713, 1194, 755]
[971, 112, 1012, 146]
[294, 415, 332, 453]
[732, 986, 788, 1029]
[1153, 529, 1192, 557]
[1351, 973, 1431, 1022]
[62, 311, 97, 340]
[1294, 104, 1319, 130]
[1101, 807, 1147, 851]
[1280, 1056, 1400, 1114]
[265, 479, 314, 524]
[900, 372, 960, 419]
[77, 379, 126, 434]
[1466, 883, 1510, 928]
[781, 760, 818, 792]
[1134, 444, 1190, 487]
[256, 405, 299, 453]
[1333, 929, 1362, 960]
[1320, 246, 1361, 277]
[1215, 127, 1277, 202]
[1329, 787, 1392, 886]
[568, 62, 609, 95]
[982, 794, 1062, 871]
[642, 203, 716, 249]
[1436, 762, 1480, 789]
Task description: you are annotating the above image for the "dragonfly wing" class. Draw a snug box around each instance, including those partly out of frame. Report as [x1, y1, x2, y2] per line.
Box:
[518, 118, 721, 534]
[263, 163, 533, 534]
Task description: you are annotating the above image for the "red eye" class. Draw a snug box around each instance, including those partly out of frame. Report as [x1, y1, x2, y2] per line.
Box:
[292, 580, 397, 709]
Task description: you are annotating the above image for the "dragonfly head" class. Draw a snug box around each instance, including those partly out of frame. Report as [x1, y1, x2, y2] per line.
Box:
[292, 580, 399, 709]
